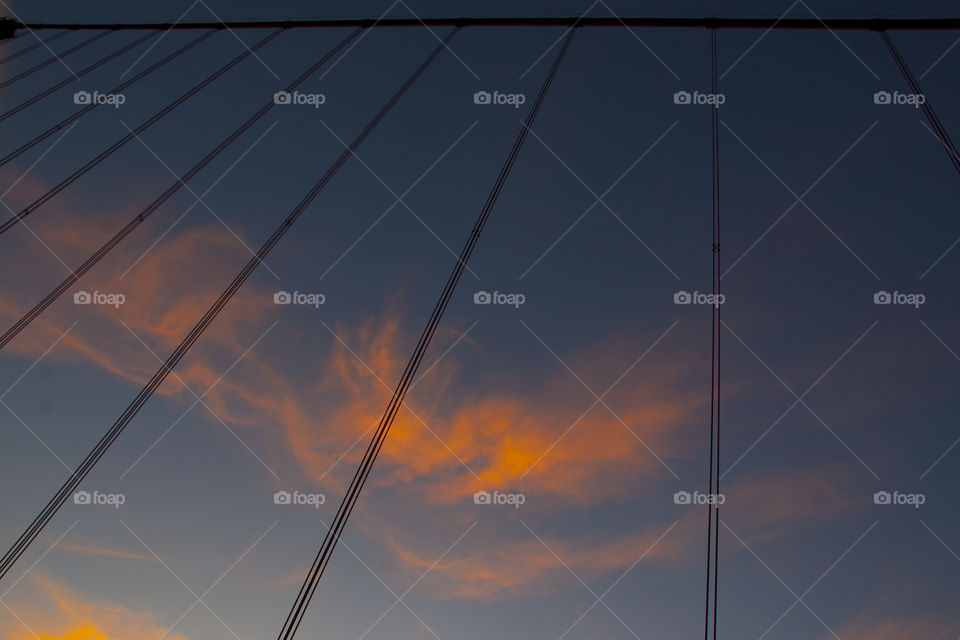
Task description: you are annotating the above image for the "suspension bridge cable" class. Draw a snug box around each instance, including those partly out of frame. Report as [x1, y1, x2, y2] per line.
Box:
[0, 30, 68, 65]
[711, 25, 722, 640]
[880, 30, 960, 177]
[0, 29, 110, 90]
[0, 24, 447, 586]
[0, 26, 365, 351]
[0, 30, 160, 123]
[275, 25, 576, 640]
[703, 26, 722, 640]
[0, 28, 283, 237]
[0, 29, 216, 170]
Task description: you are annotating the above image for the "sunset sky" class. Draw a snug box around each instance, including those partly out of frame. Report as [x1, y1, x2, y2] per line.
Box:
[0, 0, 959, 638]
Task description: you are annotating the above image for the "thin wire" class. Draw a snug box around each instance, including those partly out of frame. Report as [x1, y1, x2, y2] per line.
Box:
[0, 30, 110, 90]
[703, 26, 721, 640]
[0, 29, 216, 170]
[0, 30, 160, 123]
[0, 24, 443, 587]
[0, 29, 68, 66]
[0, 26, 365, 351]
[711, 25, 722, 640]
[880, 30, 960, 176]
[276, 25, 576, 640]
[0, 28, 283, 237]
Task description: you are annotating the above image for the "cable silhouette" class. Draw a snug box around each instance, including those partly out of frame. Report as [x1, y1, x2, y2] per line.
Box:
[9, 15, 960, 30]
[0, 26, 364, 351]
[0, 29, 110, 90]
[275, 25, 576, 640]
[703, 26, 722, 640]
[0, 28, 283, 237]
[0, 25, 454, 586]
[880, 30, 960, 177]
[0, 29, 216, 170]
[711, 25, 722, 640]
[0, 29, 68, 65]
[0, 29, 160, 123]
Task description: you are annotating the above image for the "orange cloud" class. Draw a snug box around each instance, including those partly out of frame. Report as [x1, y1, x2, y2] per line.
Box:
[1, 572, 187, 640]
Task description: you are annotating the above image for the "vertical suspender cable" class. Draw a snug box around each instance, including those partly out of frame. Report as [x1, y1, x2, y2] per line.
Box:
[276, 25, 576, 640]
[0, 30, 111, 90]
[0, 26, 365, 350]
[0, 30, 69, 66]
[0, 28, 284, 236]
[0, 24, 448, 587]
[703, 25, 721, 640]
[0, 29, 216, 169]
[711, 25, 722, 640]
[880, 30, 960, 177]
[0, 29, 161, 122]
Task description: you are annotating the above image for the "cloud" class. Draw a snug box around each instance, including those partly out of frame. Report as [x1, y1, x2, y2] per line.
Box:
[1, 572, 187, 640]
[55, 543, 158, 563]
[832, 614, 960, 640]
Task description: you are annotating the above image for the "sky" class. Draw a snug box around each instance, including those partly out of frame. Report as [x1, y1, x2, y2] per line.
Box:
[0, 0, 959, 639]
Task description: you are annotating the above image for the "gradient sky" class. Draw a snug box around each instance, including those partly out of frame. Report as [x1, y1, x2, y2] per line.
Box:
[1, 0, 959, 639]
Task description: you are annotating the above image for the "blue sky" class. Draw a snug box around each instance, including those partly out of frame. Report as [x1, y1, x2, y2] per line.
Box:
[0, 1, 959, 639]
